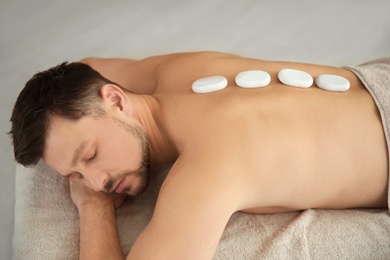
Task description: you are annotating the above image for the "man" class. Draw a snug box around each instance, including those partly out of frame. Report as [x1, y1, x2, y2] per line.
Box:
[10, 51, 389, 259]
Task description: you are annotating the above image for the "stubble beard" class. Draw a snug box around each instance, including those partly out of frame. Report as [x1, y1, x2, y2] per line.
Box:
[124, 142, 151, 197]
[105, 117, 151, 197]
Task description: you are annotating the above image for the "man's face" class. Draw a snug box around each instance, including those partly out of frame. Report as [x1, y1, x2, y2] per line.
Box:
[43, 114, 150, 197]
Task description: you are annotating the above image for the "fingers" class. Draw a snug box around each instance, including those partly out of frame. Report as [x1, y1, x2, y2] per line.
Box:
[112, 193, 127, 209]
[69, 172, 83, 180]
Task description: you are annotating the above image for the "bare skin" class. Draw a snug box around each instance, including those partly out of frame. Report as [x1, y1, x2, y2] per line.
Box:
[43, 51, 388, 259]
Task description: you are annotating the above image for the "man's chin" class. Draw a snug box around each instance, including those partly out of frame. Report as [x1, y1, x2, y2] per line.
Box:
[125, 180, 149, 197]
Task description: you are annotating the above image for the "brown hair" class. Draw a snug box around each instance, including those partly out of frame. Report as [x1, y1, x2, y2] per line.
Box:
[9, 62, 119, 166]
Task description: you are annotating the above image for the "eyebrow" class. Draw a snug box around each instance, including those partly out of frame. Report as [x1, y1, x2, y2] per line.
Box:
[72, 140, 89, 167]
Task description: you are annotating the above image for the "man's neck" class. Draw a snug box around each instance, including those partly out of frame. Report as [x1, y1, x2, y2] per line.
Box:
[127, 93, 178, 167]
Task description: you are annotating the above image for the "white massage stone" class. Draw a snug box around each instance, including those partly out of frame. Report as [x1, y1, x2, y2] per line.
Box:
[316, 74, 350, 92]
[278, 69, 313, 88]
[192, 76, 228, 93]
[235, 70, 271, 88]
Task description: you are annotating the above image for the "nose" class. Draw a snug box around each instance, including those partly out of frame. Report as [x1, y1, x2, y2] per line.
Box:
[80, 168, 109, 192]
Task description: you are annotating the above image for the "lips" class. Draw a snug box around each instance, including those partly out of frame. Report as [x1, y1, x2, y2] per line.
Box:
[113, 177, 126, 193]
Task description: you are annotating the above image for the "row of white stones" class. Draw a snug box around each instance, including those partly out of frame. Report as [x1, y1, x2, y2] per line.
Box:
[192, 69, 350, 94]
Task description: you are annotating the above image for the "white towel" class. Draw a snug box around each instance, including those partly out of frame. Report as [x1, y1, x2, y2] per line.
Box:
[13, 161, 390, 259]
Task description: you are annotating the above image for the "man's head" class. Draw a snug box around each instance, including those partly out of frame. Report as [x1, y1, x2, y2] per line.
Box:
[10, 62, 109, 166]
[10, 62, 151, 196]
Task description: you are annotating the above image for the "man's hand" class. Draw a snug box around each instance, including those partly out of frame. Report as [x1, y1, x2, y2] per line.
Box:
[69, 173, 127, 210]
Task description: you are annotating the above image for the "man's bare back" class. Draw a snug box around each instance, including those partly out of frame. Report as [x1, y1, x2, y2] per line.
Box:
[88, 51, 388, 212]
[41, 51, 388, 259]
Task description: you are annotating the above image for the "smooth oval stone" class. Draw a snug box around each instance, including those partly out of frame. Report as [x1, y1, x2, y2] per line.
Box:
[192, 76, 228, 93]
[278, 69, 313, 88]
[315, 74, 350, 92]
[235, 70, 271, 88]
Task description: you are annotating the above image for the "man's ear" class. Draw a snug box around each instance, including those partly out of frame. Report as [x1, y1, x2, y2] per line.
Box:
[100, 84, 133, 115]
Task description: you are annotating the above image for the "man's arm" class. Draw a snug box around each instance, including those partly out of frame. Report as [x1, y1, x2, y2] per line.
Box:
[127, 165, 239, 259]
[70, 173, 126, 260]
[79, 201, 124, 259]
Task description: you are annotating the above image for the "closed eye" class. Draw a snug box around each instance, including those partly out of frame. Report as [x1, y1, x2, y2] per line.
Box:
[87, 150, 97, 161]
